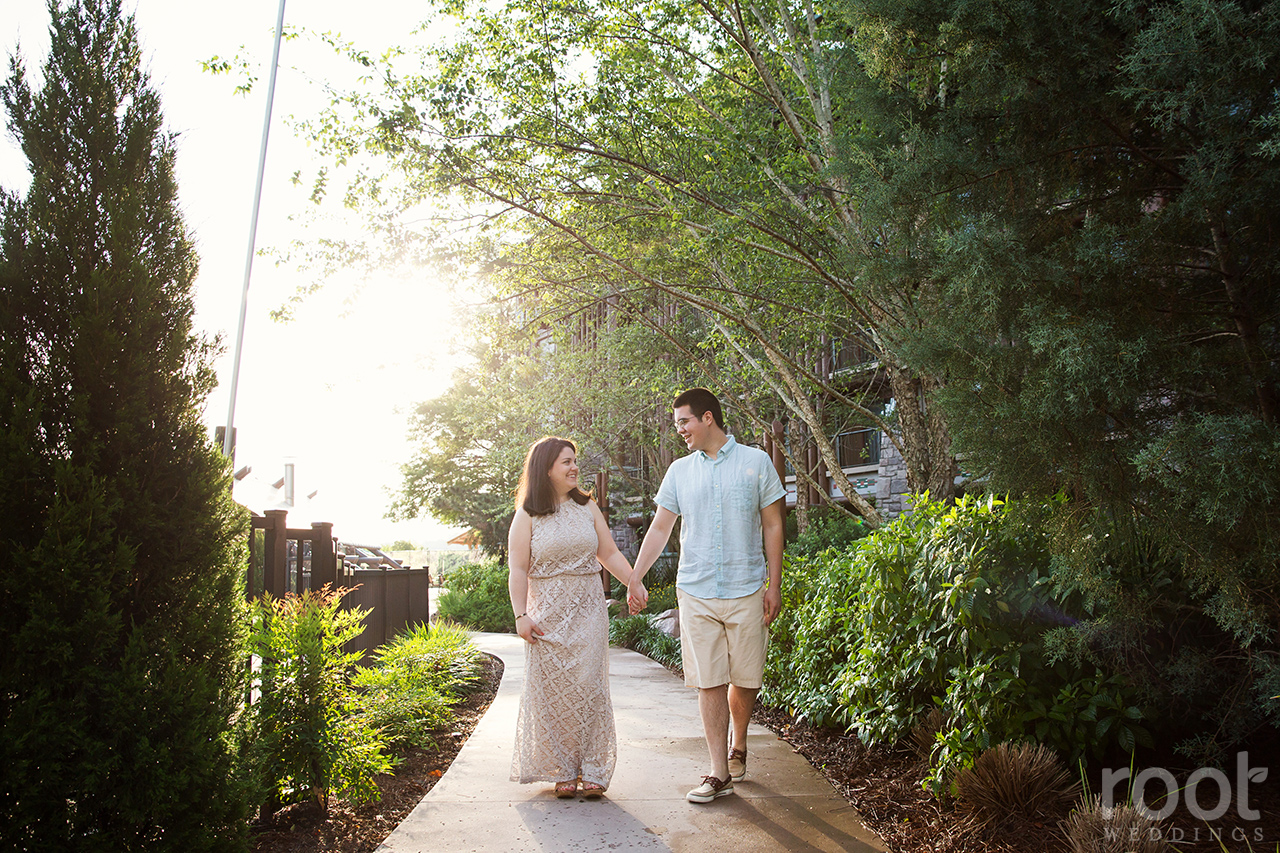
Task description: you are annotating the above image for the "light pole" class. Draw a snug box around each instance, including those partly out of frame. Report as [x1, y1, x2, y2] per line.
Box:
[222, 0, 288, 459]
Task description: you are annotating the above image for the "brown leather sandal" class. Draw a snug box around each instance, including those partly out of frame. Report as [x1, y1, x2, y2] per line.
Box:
[554, 780, 577, 798]
[581, 782, 606, 799]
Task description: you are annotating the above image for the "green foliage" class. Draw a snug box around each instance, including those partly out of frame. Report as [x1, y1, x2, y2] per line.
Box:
[388, 376, 523, 559]
[610, 614, 683, 672]
[765, 495, 1150, 791]
[0, 1, 251, 847]
[247, 587, 392, 811]
[1041, 509, 1279, 765]
[762, 549, 858, 728]
[861, 0, 1280, 737]
[385, 539, 417, 552]
[642, 582, 678, 616]
[436, 559, 516, 633]
[288, 0, 956, 517]
[435, 550, 473, 576]
[351, 621, 487, 752]
[787, 507, 873, 559]
[386, 299, 691, 556]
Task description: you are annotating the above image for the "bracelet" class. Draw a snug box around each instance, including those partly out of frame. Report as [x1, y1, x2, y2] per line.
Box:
[515, 612, 527, 620]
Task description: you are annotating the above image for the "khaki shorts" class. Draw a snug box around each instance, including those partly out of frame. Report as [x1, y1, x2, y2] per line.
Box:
[677, 586, 768, 689]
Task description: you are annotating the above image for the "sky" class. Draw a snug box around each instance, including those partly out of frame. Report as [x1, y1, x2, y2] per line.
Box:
[0, 0, 472, 549]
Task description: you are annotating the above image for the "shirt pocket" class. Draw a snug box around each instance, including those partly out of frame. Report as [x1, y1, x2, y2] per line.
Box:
[728, 478, 758, 513]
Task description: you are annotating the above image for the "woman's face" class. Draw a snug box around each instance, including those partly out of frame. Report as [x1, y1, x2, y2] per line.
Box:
[547, 446, 580, 497]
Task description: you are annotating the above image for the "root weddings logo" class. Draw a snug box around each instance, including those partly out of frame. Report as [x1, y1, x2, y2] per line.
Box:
[1099, 751, 1271, 845]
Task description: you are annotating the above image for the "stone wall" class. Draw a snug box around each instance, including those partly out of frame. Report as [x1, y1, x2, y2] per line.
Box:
[610, 519, 639, 562]
[875, 432, 910, 520]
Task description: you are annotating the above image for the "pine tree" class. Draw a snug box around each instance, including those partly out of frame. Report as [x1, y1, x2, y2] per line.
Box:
[0, 1, 251, 847]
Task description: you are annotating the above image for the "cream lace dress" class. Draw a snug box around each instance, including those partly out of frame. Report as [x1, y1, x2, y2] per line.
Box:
[510, 499, 617, 787]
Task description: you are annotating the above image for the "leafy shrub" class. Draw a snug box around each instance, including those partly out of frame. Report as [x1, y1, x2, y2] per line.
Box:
[762, 549, 857, 726]
[954, 742, 1079, 826]
[352, 621, 487, 752]
[1042, 508, 1280, 766]
[644, 582, 679, 615]
[765, 494, 1149, 790]
[248, 586, 392, 811]
[437, 559, 515, 633]
[787, 506, 872, 558]
[610, 614, 683, 671]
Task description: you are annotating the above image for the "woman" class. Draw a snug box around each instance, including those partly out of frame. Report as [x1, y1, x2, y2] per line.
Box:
[507, 436, 634, 799]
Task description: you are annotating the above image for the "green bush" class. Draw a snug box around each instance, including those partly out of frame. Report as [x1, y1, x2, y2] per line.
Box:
[1039, 508, 1279, 766]
[436, 559, 515, 632]
[787, 507, 872, 558]
[352, 621, 487, 752]
[762, 549, 856, 727]
[764, 495, 1149, 791]
[610, 614, 683, 671]
[248, 587, 392, 811]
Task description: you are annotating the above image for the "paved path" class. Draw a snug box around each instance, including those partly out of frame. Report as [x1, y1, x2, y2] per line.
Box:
[377, 633, 886, 853]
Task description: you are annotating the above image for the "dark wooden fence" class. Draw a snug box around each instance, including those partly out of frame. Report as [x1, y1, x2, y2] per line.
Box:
[341, 567, 433, 656]
[247, 509, 432, 659]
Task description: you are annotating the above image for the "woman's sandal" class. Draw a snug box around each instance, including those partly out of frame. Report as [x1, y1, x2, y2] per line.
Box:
[581, 782, 606, 799]
[554, 780, 578, 799]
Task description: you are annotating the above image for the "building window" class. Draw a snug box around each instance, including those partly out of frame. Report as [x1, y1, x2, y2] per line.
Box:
[835, 429, 880, 468]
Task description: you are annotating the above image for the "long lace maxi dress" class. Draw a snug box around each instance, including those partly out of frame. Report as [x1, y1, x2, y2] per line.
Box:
[510, 499, 617, 788]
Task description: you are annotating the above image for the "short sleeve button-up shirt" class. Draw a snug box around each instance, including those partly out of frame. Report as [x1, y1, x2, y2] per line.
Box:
[654, 435, 786, 600]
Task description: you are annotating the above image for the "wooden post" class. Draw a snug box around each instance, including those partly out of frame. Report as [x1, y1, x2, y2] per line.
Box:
[264, 509, 288, 597]
[805, 442, 821, 506]
[311, 522, 336, 589]
[246, 520, 258, 599]
[596, 470, 611, 597]
[770, 420, 786, 482]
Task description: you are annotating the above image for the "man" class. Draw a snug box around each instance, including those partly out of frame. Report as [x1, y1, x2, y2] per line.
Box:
[627, 388, 786, 803]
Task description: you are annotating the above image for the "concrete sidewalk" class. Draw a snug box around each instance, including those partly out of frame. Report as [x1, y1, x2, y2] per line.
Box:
[376, 632, 886, 853]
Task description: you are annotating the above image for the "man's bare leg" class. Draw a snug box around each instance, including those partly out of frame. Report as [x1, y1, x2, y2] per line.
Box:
[698, 684, 731, 780]
[728, 685, 758, 753]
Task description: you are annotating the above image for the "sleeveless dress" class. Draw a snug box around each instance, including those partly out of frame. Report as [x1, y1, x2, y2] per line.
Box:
[510, 499, 617, 787]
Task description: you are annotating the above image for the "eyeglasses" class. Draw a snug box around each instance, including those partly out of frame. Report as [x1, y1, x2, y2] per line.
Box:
[673, 416, 696, 430]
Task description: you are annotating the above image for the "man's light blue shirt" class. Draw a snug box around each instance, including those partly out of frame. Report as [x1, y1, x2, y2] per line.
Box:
[654, 435, 786, 600]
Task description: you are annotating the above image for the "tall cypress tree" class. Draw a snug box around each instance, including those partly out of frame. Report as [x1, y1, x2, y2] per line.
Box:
[0, 1, 251, 848]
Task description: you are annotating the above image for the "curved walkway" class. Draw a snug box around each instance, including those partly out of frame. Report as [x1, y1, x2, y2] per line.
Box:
[376, 632, 886, 853]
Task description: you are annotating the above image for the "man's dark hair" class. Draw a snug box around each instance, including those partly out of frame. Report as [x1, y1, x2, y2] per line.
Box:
[673, 387, 725, 430]
[515, 436, 593, 516]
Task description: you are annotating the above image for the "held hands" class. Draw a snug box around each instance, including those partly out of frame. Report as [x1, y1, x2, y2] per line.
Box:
[626, 576, 649, 616]
[516, 614, 544, 644]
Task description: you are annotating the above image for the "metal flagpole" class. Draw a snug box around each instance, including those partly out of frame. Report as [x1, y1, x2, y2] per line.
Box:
[222, 0, 289, 459]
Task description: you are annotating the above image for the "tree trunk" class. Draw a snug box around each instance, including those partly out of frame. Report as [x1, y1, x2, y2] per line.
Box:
[886, 361, 957, 502]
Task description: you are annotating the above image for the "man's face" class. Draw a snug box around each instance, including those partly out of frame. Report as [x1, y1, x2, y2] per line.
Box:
[673, 405, 715, 453]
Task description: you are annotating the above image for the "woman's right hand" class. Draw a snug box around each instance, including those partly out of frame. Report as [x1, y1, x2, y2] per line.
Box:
[516, 614, 544, 643]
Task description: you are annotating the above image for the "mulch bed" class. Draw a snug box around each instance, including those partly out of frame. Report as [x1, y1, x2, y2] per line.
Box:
[754, 704, 1280, 853]
[249, 653, 504, 853]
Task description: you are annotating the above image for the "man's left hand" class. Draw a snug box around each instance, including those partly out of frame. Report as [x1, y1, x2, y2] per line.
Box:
[763, 586, 781, 626]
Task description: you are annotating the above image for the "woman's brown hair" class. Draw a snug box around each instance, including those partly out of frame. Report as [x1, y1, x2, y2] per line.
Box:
[516, 436, 593, 517]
